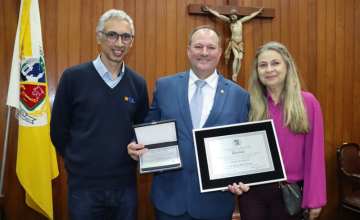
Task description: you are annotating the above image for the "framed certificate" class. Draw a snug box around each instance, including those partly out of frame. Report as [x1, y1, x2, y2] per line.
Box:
[133, 119, 183, 174]
[193, 119, 286, 193]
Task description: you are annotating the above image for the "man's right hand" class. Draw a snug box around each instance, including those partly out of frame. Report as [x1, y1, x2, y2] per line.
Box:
[202, 6, 209, 12]
[127, 142, 148, 161]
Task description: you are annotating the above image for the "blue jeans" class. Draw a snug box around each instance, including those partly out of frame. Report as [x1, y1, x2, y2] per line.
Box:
[68, 186, 137, 220]
[155, 209, 233, 220]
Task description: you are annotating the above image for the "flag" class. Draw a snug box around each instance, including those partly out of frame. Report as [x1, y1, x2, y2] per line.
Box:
[6, 0, 59, 219]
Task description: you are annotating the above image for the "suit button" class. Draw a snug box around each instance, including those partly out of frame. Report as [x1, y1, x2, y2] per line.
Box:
[190, 171, 194, 175]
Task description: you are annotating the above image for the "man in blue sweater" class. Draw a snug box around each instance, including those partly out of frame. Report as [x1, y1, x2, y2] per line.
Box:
[50, 9, 149, 220]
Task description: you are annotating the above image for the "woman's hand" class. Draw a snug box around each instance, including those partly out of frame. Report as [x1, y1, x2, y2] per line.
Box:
[227, 182, 250, 195]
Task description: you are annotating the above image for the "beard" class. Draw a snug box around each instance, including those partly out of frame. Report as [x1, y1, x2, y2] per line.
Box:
[230, 17, 238, 23]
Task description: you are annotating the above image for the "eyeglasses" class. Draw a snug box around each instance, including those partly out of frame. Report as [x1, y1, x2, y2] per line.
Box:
[99, 31, 134, 44]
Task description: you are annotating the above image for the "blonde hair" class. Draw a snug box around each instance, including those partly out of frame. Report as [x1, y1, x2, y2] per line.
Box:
[248, 42, 310, 134]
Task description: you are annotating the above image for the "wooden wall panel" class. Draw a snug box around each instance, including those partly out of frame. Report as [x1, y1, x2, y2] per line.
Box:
[135, 0, 146, 81]
[80, 0, 92, 64]
[271, 0, 281, 42]
[253, 0, 263, 75]
[157, 0, 167, 80]
[343, 0, 354, 142]
[0, 0, 6, 131]
[306, 0, 316, 94]
[124, 0, 136, 70]
[289, 0, 299, 67]
[262, 0, 272, 45]
[114, 0, 123, 10]
[176, 0, 188, 74]
[104, 0, 115, 12]
[242, 0, 254, 90]
[1, 0, 360, 219]
[353, 0, 360, 144]
[145, 0, 157, 99]
[166, 0, 177, 81]
[280, 0, 290, 47]
[196, 0, 206, 27]
[298, 0, 308, 88]
[69, 0, 81, 68]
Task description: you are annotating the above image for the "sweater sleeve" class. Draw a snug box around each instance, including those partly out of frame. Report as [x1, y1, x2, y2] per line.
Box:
[302, 96, 327, 209]
[50, 71, 73, 158]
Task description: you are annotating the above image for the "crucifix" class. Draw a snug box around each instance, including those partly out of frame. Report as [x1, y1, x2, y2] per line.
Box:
[188, 3, 275, 82]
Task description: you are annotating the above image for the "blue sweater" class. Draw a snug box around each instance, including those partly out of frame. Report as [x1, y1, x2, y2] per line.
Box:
[50, 62, 149, 190]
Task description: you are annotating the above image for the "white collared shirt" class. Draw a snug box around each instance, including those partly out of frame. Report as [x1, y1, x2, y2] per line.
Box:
[188, 69, 219, 128]
[93, 55, 125, 88]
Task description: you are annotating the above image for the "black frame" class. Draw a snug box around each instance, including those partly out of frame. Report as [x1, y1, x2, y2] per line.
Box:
[193, 120, 286, 193]
[133, 119, 183, 174]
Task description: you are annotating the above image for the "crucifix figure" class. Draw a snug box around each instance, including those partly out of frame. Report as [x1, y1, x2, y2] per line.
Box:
[203, 6, 264, 82]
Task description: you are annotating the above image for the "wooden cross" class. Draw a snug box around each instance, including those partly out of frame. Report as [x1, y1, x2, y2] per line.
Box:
[188, 2, 275, 83]
[188, 4, 275, 18]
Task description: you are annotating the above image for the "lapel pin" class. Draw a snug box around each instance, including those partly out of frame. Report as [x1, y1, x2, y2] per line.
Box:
[221, 90, 224, 93]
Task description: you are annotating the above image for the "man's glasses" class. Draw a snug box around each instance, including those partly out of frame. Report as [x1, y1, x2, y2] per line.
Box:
[99, 31, 133, 44]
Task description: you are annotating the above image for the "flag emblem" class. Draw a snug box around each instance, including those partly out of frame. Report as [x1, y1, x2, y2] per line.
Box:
[20, 84, 46, 110]
[20, 57, 46, 83]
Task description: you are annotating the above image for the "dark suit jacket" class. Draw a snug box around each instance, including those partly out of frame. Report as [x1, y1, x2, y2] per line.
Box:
[145, 70, 250, 219]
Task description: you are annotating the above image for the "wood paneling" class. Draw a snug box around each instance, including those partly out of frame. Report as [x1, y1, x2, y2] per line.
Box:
[0, 0, 359, 219]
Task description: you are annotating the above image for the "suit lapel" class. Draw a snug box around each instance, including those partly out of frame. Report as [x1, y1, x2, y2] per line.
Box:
[203, 72, 229, 128]
[177, 70, 194, 134]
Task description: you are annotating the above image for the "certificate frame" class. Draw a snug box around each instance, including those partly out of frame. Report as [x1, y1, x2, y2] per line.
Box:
[193, 119, 286, 193]
[133, 119, 183, 174]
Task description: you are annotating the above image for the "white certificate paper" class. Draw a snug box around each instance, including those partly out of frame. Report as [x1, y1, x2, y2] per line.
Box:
[140, 145, 181, 170]
[133, 119, 183, 174]
[204, 131, 274, 180]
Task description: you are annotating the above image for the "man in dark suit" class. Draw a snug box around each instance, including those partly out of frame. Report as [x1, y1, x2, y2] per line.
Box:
[128, 25, 250, 220]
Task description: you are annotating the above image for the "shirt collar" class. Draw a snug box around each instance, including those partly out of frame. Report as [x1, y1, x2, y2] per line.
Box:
[266, 88, 284, 104]
[93, 54, 125, 78]
[266, 89, 272, 101]
[189, 69, 219, 89]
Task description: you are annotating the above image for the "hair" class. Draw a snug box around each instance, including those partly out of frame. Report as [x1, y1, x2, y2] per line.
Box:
[96, 9, 135, 39]
[248, 41, 310, 134]
[229, 9, 238, 16]
[188, 25, 221, 48]
[229, 9, 239, 21]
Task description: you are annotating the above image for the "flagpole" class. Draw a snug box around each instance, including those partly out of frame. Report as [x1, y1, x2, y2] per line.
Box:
[0, 106, 12, 197]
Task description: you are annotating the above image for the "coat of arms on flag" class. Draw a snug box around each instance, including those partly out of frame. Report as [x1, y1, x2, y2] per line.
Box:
[19, 52, 49, 127]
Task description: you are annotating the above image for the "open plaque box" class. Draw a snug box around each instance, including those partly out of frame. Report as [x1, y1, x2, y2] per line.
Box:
[193, 119, 286, 193]
[133, 119, 182, 174]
